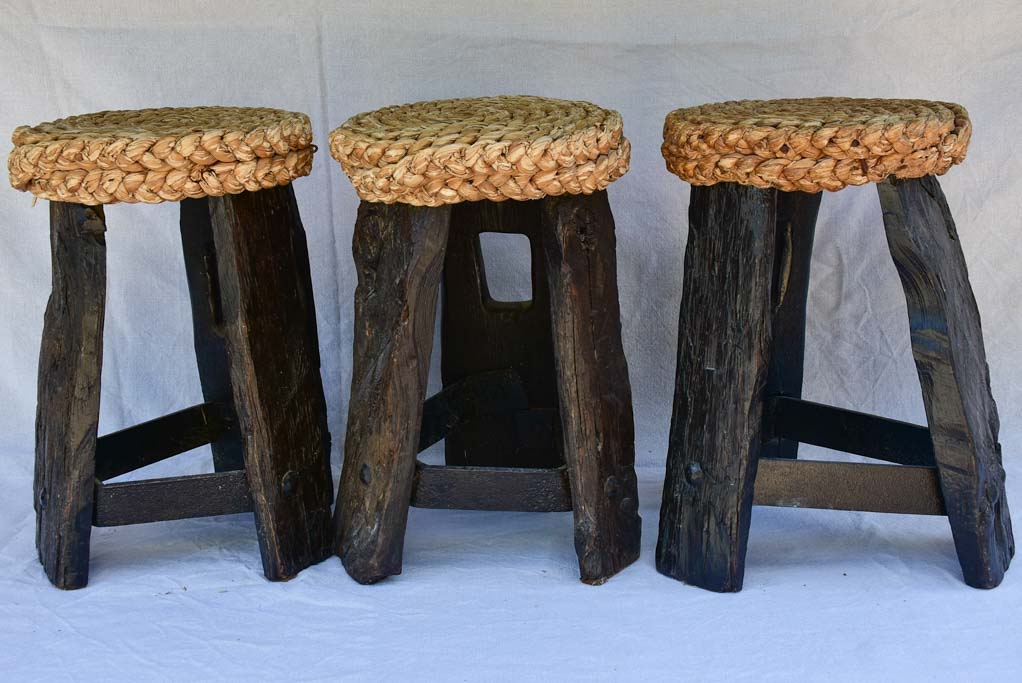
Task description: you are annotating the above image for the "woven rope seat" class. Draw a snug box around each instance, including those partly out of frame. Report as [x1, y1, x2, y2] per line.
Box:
[329, 95, 630, 206]
[8, 107, 314, 205]
[662, 98, 971, 193]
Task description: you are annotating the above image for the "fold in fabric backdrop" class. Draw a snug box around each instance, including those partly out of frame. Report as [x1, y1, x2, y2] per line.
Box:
[1, 2, 1020, 679]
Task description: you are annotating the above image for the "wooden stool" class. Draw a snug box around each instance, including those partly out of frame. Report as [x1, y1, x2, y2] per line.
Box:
[9, 107, 334, 589]
[329, 96, 641, 584]
[655, 98, 1014, 591]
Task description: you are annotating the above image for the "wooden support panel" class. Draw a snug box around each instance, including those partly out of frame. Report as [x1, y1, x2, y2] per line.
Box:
[94, 402, 233, 481]
[93, 470, 253, 527]
[754, 458, 945, 516]
[411, 462, 572, 512]
[442, 199, 563, 469]
[764, 396, 935, 467]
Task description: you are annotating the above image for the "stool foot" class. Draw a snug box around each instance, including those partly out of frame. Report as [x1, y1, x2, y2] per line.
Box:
[209, 186, 334, 581]
[879, 175, 1014, 588]
[761, 191, 820, 460]
[655, 183, 777, 592]
[35, 202, 107, 590]
[335, 202, 451, 584]
[541, 191, 641, 583]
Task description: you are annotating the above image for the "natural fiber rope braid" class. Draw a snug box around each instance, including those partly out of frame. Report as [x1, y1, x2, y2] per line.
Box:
[329, 96, 630, 206]
[661, 98, 970, 193]
[8, 107, 314, 205]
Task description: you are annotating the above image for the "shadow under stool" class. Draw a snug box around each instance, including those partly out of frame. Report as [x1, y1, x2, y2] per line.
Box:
[9, 107, 334, 588]
[329, 96, 642, 584]
[655, 97, 1014, 592]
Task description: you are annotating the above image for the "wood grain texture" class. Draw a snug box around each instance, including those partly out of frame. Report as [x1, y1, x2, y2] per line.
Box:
[411, 462, 572, 512]
[209, 185, 334, 581]
[764, 396, 935, 467]
[180, 197, 245, 472]
[540, 190, 641, 584]
[34, 201, 107, 589]
[93, 471, 253, 526]
[334, 201, 451, 584]
[761, 190, 820, 459]
[878, 175, 1014, 588]
[442, 200, 562, 468]
[656, 183, 777, 592]
[418, 370, 528, 452]
[94, 402, 231, 481]
[754, 458, 945, 515]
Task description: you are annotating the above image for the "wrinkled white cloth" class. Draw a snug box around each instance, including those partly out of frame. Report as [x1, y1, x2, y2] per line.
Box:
[1, 1, 1020, 679]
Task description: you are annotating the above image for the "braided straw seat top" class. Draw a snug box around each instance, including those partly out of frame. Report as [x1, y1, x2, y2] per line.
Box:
[662, 98, 970, 193]
[329, 95, 630, 206]
[8, 107, 314, 205]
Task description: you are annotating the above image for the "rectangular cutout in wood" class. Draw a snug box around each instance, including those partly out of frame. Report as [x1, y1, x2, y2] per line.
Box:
[478, 232, 533, 304]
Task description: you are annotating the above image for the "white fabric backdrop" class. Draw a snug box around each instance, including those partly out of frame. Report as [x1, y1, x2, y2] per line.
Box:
[1, 1, 1020, 679]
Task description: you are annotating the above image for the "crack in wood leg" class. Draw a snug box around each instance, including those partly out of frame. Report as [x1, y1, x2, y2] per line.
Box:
[762, 191, 820, 460]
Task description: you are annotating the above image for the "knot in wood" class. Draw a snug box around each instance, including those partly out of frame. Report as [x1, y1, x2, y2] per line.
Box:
[604, 475, 621, 498]
[281, 470, 299, 497]
[685, 462, 704, 486]
[620, 496, 638, 515]
[574, 209, 597, 251]
[82, 209, 107, 238]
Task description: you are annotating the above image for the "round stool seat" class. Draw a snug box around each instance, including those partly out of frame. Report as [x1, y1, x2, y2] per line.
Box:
[8, 107, 314, 205]
[662, 98, 971, 193]
[329, 95, 630, 206]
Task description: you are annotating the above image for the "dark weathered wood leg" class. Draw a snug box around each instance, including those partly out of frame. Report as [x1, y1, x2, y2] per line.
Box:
[35, 202, 107, 589]
[656, 183, 777, 592]
[208, 185, 334, 581]
[334, 201, 451, 584]
[761, 191, 821, 459]
[878, 175, 1014, 588]
[441, 201, 562, 468]
[540, 191, 641, 584]
[180, 198, 244, 472]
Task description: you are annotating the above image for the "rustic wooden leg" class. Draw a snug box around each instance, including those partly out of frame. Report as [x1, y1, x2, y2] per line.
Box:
[208, 185, 334, 581]
[35, 202, 107, 589]
[334, 201, 451, 584]
[878, 175, 1014, 588]
[179, 198, 244, 472]
[656, 183, 777, 592]
[540, 190, 641, 584]
[761, 191, 821, 459]
[441, 200, 562, 468]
